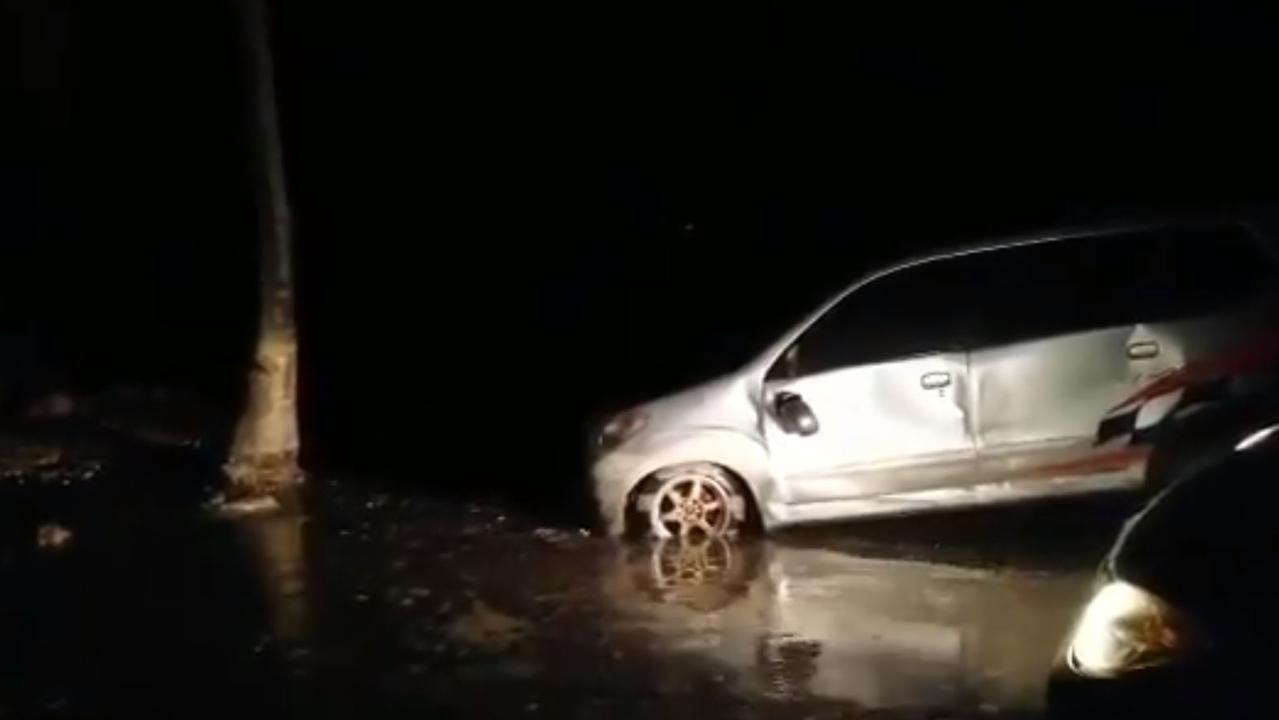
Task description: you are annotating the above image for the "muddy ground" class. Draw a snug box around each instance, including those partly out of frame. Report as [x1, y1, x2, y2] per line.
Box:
[0, 440, 1140, 719]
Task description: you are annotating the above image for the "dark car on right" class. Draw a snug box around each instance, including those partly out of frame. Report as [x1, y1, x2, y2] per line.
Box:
[1049, 414, 1279, 719]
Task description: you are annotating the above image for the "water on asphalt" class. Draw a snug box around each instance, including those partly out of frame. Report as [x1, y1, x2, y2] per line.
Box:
[0, 476, 1137, 719]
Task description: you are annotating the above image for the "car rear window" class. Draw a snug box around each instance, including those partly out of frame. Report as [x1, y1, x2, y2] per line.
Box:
[968, 224, 1279, 348]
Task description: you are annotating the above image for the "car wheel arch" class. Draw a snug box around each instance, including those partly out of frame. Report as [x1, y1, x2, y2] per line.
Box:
[613, 430, 776, 536]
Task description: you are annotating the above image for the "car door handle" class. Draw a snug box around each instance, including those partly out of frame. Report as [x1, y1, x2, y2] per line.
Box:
[1127, 341, 1160, 360]
[920, 371, 952, 390]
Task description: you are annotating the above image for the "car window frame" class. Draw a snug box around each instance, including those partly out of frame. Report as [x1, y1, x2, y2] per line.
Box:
[767, 254, 980, 380]
[753, 222, 1276, 385]
[962, 224, 1279, 352]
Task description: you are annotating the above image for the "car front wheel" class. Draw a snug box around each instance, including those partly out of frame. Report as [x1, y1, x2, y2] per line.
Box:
[629, 463, 750, 539]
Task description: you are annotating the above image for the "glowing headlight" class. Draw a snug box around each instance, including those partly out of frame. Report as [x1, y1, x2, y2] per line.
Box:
[1067, 581, 1189, 678]
[597, 410, 648, 452]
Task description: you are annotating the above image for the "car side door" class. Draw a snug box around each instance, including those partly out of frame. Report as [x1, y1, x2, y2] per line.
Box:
[763, 256, 981, 504]
[968, 225, 1279, 484]
[964, 238, 1150, 479]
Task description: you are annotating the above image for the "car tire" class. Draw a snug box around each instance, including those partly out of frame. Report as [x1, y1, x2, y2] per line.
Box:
[625, 463, 753, 540]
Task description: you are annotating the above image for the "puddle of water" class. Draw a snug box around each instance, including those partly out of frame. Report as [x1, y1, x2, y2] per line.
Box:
[601, 537, 1094, 713]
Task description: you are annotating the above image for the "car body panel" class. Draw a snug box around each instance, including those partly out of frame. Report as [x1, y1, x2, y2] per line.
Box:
[763, 351, 975, 503]
[972, 325, 1154, 452]
[1096, 308, 1279, 444]
[591, 374, 773, 536]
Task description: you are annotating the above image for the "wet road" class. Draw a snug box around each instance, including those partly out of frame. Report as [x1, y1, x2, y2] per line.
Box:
[0, 476, 1138, 718]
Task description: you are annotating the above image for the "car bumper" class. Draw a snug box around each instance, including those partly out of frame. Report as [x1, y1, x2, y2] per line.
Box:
[591, 449, 646, 536]
[1048, 663, 1184, 720]
[1047, 654, 1255, 720]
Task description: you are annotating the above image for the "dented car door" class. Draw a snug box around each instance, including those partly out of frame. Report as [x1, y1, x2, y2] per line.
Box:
[764, 256, 981, 504]
[971, 325, 1170, 475]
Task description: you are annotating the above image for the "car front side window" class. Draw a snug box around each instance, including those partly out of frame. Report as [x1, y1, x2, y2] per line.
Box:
[772, 256, 979, 380]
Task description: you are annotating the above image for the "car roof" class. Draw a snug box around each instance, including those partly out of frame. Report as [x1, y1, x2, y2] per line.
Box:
[877, 216, 1267, 280]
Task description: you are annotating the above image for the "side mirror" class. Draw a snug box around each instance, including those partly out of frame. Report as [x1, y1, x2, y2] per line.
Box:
[774, 391, 819, 436]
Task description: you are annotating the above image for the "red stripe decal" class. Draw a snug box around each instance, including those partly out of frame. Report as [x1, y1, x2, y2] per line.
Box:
[1024, 446, 1152, 479]
[1107, 331, 1279, 413]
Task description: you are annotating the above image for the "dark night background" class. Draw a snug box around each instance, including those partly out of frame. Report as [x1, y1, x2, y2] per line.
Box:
[5, 2, 1279, 512]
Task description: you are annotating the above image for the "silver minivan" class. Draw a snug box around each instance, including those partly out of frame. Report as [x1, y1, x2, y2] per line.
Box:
[591, 222, 1279, 538]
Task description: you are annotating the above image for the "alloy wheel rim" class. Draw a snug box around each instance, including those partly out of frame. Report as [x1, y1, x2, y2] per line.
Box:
[649, 473, 732, 538]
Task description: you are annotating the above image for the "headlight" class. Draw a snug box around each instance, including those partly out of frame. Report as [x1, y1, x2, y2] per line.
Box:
[1067, 581, 1191, 678]
[597, 409, 648, 452]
